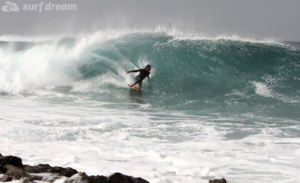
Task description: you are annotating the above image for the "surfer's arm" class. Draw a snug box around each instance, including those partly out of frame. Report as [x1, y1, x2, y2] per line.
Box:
[147, 75, 150, 80]
[126, 69, 141, 73]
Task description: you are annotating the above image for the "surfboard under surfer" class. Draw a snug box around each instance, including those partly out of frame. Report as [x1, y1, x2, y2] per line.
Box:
[127, 65, 151, 89]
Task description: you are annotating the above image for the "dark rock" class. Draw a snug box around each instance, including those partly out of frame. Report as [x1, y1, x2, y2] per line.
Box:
[0, 153, 3, 157]
[209, 178, 227, 183]
[50, 166, 78, 177]
[107, 172, 149, 183]
[19, 177, 34, 183]
[0, 155, 23, 167]
[0, 174, 13, 182]
[29, 175, 43, 181]
[0, 166, 6, 174]
[64, 172, 89, 183]
[38, 164, 53, 170]
[24, 165, 42, 173]
[6, 177, 13, 182]
[133, 177, 149, 183]
[60, 167, 78, 177]
[51, 166, 63, 173]
[0, 155, 150, 183]
[89, 175, 108, 183]
[24, 164, 52, 173]
[107, 172, 134, 183]
[41, 176, 58, 182]
[4, 164, 29, 179]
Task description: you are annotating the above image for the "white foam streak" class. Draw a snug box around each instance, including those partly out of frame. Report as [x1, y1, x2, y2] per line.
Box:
[251, 81, 273, 97]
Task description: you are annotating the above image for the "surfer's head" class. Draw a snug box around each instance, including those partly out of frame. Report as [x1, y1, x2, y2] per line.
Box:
[145, 65, 151, 71]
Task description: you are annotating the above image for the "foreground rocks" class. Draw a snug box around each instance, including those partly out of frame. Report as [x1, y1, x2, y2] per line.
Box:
[0, 154, 150, 183]
[0, 154, 227, 183]
[209, 178, 227, 183]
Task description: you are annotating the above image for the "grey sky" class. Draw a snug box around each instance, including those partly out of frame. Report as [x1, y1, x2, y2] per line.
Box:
[0, 0, 299, 41]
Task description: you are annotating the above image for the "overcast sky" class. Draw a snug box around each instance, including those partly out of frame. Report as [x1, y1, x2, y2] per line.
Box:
[0, 0, 299, 41]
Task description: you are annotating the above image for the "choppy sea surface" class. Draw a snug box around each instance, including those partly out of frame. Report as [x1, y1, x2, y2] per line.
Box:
[1, 30, 300, 183]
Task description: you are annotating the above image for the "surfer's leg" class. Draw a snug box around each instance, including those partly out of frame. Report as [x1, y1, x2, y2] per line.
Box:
[137, 81, 142, 89]
[134, 76, 142, 88]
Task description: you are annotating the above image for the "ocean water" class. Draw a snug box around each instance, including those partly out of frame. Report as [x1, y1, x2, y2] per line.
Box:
[0, 30, 300, 183]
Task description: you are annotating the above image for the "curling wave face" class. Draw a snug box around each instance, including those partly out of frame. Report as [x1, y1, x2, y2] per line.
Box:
[0, 31, 299, 120]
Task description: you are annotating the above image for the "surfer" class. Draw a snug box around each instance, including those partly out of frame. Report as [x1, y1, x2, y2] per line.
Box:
[127, 65, 151, 89]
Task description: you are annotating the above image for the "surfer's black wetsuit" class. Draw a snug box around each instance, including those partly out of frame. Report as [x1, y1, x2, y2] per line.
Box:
[129, 69, 150, 88]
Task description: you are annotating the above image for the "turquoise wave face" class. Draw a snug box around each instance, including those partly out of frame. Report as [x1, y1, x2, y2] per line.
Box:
[75, 33, 300, 120]
[1, 33, 299, 120]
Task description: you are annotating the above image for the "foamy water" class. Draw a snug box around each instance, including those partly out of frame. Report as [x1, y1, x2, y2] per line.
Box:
[1, 31, 300, 183]
[1, 93, 300, 183]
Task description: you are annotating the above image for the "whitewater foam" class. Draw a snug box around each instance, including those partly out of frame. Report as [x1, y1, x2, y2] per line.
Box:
[1, 30, 299, 183]
[251, 81, 273, 98]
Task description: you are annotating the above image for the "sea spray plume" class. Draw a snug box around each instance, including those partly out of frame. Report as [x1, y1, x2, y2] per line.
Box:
[0, 31, 137, 93]
[0, 34, 110, 93]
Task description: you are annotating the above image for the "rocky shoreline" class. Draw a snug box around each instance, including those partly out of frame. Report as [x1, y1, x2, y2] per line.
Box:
[0, 154, 227, 183]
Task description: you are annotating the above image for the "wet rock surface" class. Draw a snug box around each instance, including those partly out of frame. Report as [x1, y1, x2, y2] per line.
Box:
[88, 175, 108, 183]
[0, 156, 23, 167]
[0, 154, 150, 183]
[209, 178, 228, 183]
[3, 164, 30, 179]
